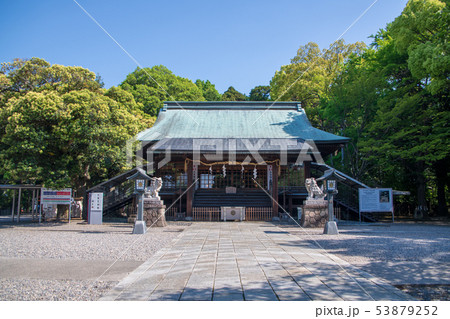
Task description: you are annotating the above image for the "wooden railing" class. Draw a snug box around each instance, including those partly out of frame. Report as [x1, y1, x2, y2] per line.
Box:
[165, 206, 178, 220]
[193, 207, 220, 221]
[192, 206, 273, 221]
[245, 207, 272, 221]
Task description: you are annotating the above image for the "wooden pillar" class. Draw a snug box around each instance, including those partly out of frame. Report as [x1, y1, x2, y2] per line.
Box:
[304, 161, 311, 179]
[31, 189, 36, 221]
[11, 189, 15, 222]
[288, 196, 293, 216]
[186, 160, 193, 218]
[17, 187, 22, 223]
[272, 164, 279, 217]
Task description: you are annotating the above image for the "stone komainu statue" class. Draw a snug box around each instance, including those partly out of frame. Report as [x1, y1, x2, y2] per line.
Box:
[305, 178, 326, 199]
[146, 177, 163, 200]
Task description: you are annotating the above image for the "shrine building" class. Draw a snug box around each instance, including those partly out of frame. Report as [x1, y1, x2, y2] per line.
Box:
[136, 101, 349, 221]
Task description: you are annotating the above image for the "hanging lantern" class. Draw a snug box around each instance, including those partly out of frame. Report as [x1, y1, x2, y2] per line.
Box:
[253, 167, 257, 179]
[209, 166, 212, 174]
[222, 165, 226, 177]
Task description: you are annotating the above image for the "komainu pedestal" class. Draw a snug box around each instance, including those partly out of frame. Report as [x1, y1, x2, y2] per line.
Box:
[143, 199, 167, 227]
[301, 199, 328, 228]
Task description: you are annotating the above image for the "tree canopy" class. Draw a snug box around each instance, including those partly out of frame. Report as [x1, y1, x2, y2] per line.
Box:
[195, 79, 222, 101]
[0, 58, 151, 195]
[319, 0, 449, 217]
[248, 85, 271, 101]
[120, 65, 205, 116]
[222, 86, 247, 101]
[270, 40, 366, 124]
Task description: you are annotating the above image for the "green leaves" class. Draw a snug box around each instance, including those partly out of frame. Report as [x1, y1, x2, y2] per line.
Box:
[270, 40, 366, 125]
[249, 86, 270, 101]
[318, 0, 449, 212]
[390, 0, 449, 94]
[0, 59, 150, 191]
[195, 79, 222, 101]
[120, 65, 205, 116]
[222, 86, 246, 101]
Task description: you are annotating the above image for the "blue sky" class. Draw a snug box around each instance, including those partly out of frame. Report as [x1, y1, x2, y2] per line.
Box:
[0, 0, 408, 95]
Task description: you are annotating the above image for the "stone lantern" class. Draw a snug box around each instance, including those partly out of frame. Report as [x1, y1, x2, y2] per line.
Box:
[317, 169, 346, 235]
[127, 168, 151, 234]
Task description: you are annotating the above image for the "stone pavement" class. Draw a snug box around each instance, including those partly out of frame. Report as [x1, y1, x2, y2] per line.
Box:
[100, 222, 415, 301]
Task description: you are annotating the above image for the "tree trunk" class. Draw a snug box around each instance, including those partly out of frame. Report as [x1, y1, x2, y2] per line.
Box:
[414, 161, 429, 219]
[78, 185, 88, 220]
[434, 158, 449, 216]
[56, 205, 68, 221]
[78, 165, 90, 220]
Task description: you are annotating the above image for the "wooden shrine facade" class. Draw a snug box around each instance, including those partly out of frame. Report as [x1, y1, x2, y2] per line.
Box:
[138, 102, 349, 221]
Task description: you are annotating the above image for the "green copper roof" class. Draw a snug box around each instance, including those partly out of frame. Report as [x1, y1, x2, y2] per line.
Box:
[137, 101, 349, 144]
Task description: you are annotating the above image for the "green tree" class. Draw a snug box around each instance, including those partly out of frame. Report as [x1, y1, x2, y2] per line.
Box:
[320, 47, 382, 181]
[319, 1, 449, 217]
[0, 59, 150, 201]
[120, 65, 204, 116]
[195, 79, 222, 101]
[222, 86, 247, 101]
[270, 40, 366, 124]
[390, 0, 449, 95]
[361, 27, 449, 217]
[0, 57, 102, 96]
[248, 85, 270, 101]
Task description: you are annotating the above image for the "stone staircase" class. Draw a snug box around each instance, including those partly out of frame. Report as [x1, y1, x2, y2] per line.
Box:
[311, 162, 378, 222]
[193, 189, 272, 207]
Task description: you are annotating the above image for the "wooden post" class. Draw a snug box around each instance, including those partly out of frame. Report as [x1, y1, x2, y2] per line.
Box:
[288, 196, 293, 216]
[39, 188, 43, 223]
[31, 189, 36, 221]
[11, 189, 15, 222]
[304, 161, 311, 179]
[272, 164, 279, 217]
[17, 187, 22, 222]
[186, 160, 193, 218]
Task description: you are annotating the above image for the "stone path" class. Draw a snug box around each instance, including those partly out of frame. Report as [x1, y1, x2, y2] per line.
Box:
[100, 222, 415, 301]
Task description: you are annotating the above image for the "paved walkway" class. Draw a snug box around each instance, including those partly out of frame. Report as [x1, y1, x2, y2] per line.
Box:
[100, 223, 415, 301]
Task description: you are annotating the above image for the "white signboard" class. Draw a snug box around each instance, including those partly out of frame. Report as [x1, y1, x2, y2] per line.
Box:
[41, 188, 72, 205]
[88, 192, 103, 224]
[359, 188, 393, 213]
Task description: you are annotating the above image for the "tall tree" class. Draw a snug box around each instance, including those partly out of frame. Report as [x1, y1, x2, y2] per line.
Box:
[390, 0, 449, 95]
[0, 59, 150, 200]
[195, 79, 221, 101]
[319, 0, 449, 217]
[222, 86, 246, 101]
[361, 22, 449, 217]
[248, 85, 270, 101]
[270, 40, 366, 124]
[120, 65, 204, 116]
[320, 47, 382, 181]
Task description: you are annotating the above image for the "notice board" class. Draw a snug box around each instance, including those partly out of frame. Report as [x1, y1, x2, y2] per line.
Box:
[359, 188, 393, 213]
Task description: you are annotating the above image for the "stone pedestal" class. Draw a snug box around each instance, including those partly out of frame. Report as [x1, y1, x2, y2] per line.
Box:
[301, 199, 328, 228]
[323, 221, 339, 234]
[143, 199, 167, 227]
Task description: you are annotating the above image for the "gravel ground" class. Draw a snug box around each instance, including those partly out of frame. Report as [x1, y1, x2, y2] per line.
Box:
[281, 221, 450, 300]
[0, 221, 189, 261]
[395, 284, 450, 301]
[0, 220, 190, 301]
[0, 278, 115, 301]
[281, 222, 449, 265]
